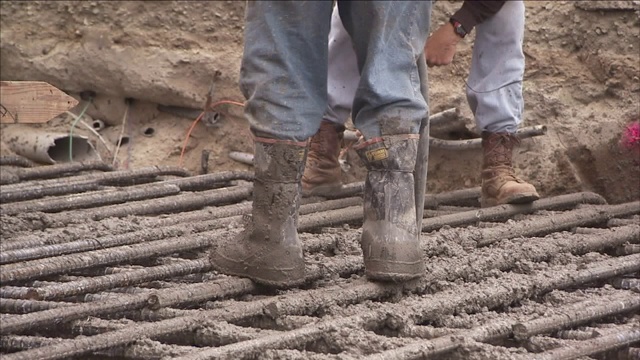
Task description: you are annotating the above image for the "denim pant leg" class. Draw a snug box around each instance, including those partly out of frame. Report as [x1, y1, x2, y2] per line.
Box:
[338, 1, 432, 139]
[324, 6, 359, 126]
[467, 0, 525, 134]
[240, 2, 333, 141]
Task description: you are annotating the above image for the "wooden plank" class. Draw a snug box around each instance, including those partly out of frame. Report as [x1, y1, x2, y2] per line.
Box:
[0, 81, 79, 124]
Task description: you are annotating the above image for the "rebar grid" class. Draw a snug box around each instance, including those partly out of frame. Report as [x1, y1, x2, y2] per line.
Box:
[3, 254, 638, 360]
[1, 163, 639, 360]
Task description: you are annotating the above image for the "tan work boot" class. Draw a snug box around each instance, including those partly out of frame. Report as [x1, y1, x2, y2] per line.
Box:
[210, 138, 307, 288]
[302, 120, 345, 195]
[355, 134, 424, 282]
[481, 132, 540, 207]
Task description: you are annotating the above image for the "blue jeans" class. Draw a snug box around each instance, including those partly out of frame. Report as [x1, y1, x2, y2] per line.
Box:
[240, 1, 432, 141]
[467, 0, 525, 133]
[324, 1, 526, 135]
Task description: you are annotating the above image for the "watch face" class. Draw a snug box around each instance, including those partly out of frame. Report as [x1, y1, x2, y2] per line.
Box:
[450, 19, 466, 38]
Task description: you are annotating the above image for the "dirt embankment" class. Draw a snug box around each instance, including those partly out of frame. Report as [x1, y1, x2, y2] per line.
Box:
[1, 1, 638, 203]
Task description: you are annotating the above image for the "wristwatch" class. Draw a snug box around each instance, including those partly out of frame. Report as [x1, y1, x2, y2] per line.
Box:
[449, 18, 467, 38]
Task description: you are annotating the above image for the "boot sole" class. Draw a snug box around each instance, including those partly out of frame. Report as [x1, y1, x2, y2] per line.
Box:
[364, 260, 424, 283]
[506, 192, 540, 204]
[210, 255, 306, 289]
[482, 192, 540, 207]
[366, 270, 423, 282]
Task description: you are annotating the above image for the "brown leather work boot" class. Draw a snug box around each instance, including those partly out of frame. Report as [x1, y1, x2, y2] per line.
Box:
[210, 138, 307, 288]
[302, 120, 345, 196]
[355, 134, 424, 282]
[481, 132, 540, 207]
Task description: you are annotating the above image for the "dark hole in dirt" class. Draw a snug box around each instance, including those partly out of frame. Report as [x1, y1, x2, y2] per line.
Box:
[306, 338, 343, 355]
[143, 127, 155, 137]
[117, 136, 130, 146]
[370, 324, 401, 338]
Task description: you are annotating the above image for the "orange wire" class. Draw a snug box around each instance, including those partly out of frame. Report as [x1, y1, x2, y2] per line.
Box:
[178, 100, 246, 167]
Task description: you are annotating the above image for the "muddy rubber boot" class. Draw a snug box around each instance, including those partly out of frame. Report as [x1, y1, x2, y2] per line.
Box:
[481, 132, 540, 207]
[302, 120, 345, 196]
[209, 139, 307, 288]
[355, 134, 425, 281]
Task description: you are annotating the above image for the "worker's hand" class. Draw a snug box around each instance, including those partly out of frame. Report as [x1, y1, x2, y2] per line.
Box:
[424, 22, 463, 67]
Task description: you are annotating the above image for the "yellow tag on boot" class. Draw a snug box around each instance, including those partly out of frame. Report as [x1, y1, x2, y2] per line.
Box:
[366, 148, 389, 162]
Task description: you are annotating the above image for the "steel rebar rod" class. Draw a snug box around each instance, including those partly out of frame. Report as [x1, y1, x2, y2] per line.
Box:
[1, 165, 190, 191]
[161, 170, 254, 192]
[0, 220, 219, 265]
[298, 205, 362, 230]
[422, 192, 607, 232]
[0, 170, 20, 184]
[0, 287, 32, 299]
[529, 328, 640, 360]
[71, 317, 281, 347]
[27, 259, 211, 301]
[0, 182, 105, 204]
[616, 244, 640, 255]
[512, 294, 640, 339]
[424, 108, 460, 125]
[0, 298, 72, 313]
[556, 329, 598, 340]
[0, 165, 191, 203]
[425, 187, 482, 208]
[0, 293, 148, 335]
[0, 232, 215, 284]
[0, 183, 181, 216]
[146, 277, 256, 310]
[46, 185, 252, 223]
[429, 125, 547, 150]
[5, 254, 638, 360]
[609, 218, 640, 227]
[14, 160, 114, 181]
[0, 335, 195, 360]
[474, 202, 640, 246]
[0, 293, 150, 336]
[0, 155, 36, 167]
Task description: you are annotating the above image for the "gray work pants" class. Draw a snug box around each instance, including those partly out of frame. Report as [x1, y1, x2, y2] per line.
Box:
[240, 1, 433, 141]
[324, 1, 525, 134]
